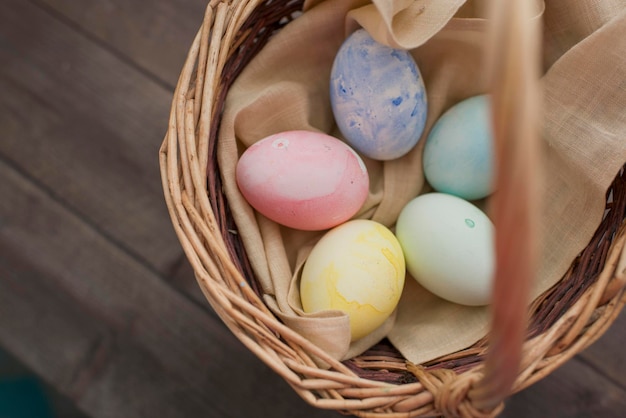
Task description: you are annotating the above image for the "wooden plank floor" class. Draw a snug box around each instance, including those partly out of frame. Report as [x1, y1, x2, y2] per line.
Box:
[1, 1, 625, 417]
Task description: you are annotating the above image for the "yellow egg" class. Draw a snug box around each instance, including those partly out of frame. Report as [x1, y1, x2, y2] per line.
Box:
[300, 219, 405, 341]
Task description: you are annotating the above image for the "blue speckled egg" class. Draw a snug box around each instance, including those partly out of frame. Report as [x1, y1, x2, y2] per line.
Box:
[330, 29, 428, 161]
[423, 95, 494, 201]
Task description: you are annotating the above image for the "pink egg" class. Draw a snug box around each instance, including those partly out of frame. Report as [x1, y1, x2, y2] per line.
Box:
[236, 130, 369, 231]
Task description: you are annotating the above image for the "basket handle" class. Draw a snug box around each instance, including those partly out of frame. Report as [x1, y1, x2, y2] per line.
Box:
[468, 0, 542, 411]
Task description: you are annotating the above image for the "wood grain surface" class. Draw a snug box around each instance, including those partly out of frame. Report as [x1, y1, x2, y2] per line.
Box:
[1, 1, 625, 417]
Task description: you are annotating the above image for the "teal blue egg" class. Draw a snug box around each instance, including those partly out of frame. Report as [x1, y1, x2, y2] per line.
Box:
[330, 29, 428, 161]
[423, 95, 494, 200]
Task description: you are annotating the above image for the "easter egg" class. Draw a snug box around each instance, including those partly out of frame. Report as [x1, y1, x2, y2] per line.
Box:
[423, 95, 494, 200]
[236, 130, 369, 231]
[395, 193, 494, 306]
[330, 29, 428, 161]
[300, 219, 406, 341]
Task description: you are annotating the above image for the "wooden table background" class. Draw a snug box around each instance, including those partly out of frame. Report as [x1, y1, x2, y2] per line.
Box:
[1, 1, 625, 417]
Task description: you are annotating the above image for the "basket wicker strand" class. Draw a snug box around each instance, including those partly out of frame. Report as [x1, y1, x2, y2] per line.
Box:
[159, 0, 626, 416]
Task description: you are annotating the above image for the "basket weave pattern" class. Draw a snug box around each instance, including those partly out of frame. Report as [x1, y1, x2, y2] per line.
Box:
[159, 0, 626, 416]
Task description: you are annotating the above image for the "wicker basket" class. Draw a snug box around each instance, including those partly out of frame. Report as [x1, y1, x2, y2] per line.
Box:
[159, 0, 626, 416]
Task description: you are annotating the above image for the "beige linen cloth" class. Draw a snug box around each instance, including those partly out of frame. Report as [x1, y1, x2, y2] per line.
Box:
[218, 0, 626, 365]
